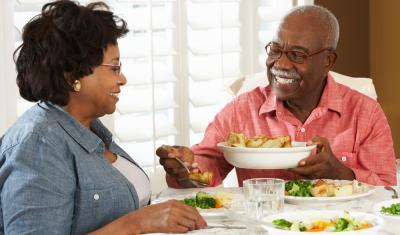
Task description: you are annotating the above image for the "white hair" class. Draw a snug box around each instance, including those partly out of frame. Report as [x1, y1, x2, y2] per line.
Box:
[284, 5, 340, 49]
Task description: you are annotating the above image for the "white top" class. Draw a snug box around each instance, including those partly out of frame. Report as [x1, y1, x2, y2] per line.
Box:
[112, 155, 151, 208]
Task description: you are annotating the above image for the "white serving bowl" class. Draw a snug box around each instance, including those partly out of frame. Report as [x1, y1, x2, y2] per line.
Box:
[217, 141, 316, 169]
[373, 198, 400, 234]
[261, 210, 382, 235]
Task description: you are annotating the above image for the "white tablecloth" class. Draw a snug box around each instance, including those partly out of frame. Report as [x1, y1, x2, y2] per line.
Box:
[150, 186, 397, 235]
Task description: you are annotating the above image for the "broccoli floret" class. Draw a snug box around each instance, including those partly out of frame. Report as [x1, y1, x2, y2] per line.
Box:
[196, 191, 212, 200]
[183, 198, 197, 208]
[196, 197, 216, 209]
[285, 180, 313, 197]
[182, 191, 217, 209]
[333, 218, 350, 232]
[195, 191, 216, 209]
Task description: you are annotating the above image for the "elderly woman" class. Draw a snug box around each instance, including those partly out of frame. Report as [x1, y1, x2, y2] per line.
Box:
[0, 0, 206, 234]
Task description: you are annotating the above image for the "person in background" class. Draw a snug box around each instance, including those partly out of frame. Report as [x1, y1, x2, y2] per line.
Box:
[157, 5, 396, 187]
[0, 0, 206, 234]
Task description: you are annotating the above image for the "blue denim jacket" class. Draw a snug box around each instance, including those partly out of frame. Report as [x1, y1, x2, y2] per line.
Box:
[0, 102, 147, 234]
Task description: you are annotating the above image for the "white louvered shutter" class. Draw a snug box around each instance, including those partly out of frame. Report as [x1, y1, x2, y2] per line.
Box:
[8, 0, 310, 193]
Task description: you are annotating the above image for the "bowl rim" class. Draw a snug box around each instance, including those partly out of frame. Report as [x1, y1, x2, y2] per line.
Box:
[217, 141, 316, 153]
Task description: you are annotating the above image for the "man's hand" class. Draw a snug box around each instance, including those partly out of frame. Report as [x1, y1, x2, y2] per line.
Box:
[289, 136, 355, 180]
[156, 145, 199, 187]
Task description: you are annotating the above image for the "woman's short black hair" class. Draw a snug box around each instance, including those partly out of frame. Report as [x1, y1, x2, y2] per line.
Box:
[14, 0, 129, 106]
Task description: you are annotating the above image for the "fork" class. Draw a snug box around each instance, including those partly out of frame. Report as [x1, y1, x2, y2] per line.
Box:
[173, 157, 209, 187]
[384, 186, 399, 199]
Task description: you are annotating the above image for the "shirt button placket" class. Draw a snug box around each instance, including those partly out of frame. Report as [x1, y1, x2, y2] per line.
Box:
[296, 126, 306, 141]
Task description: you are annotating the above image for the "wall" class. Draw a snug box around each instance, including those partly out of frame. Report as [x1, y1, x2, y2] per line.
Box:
[315, 0, 370, 77]
[369, 0, 400, 157]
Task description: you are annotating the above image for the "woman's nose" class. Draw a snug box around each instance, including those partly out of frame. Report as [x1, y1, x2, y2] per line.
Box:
[118, 72, 127, 86]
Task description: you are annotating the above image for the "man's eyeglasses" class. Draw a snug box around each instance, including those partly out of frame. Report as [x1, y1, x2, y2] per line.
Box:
[265, 42, 334, 64]
[100, 62, 122, 76]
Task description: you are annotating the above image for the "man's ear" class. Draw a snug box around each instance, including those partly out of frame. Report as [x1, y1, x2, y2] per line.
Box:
[325, 51, 337, 69]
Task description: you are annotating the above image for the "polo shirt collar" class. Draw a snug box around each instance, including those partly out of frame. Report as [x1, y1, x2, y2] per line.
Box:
[259, 72, 343, 116]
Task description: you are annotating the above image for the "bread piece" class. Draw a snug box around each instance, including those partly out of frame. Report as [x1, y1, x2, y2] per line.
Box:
[333, 184, 353, 197]
[189, 171, 213, 185]
[310, 184, 328, 197]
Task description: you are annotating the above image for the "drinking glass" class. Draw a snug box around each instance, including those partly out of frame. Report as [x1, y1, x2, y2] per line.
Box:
[243, 178, 285, 221]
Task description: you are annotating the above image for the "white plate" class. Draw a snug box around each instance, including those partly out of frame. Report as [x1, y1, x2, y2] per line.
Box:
[217, 141, 316, 169]
[285, 180, 376, 204]
[261, 210, 382, 235]
[198, 208, 228, 219]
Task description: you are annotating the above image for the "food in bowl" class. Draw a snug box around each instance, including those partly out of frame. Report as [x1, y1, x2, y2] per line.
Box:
[226, 132, 292, 148]
[285, 179, 365, 197]
[380, 202, 400, 215]
[373, 198, 400, 235]
[217, 141, 316, 169]
[271, 211, 371, 232]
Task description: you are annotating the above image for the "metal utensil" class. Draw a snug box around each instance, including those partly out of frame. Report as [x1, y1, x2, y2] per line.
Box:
[205, 223, 247, 229]
[384, 186, 399, 199]
[174, 157, 209, 187]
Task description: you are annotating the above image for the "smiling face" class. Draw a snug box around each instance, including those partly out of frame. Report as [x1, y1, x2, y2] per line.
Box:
[266, 13, 334, 103]
[65, 44, 127, 125]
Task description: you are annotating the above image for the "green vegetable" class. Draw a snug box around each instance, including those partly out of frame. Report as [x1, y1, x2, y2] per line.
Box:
[196, 191, 212, 200]
[285, 180, 313, 197]
[195, 191, 216, 209]
[182, 191, 216, 209]
[333, 218, 349, 232]
[272, 219, 292, 229]
[183, 198, 196, 207]
[381, 203, 400, 215]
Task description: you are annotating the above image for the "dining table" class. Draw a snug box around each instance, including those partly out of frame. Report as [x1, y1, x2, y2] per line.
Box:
[150, 185, 398, 235]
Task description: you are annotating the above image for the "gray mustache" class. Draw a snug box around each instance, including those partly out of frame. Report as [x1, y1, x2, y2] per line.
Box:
[271, 68, 300, 79]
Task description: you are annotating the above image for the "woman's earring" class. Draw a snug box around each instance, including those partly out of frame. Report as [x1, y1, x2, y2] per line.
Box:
[73, 80, 81, 92]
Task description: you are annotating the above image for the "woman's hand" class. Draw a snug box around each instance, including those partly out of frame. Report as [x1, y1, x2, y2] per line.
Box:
[130, 200, 207, 234]
[156, 145, 199, 186]
[289, 136, 355, 180]
[88, 200, 207, 234]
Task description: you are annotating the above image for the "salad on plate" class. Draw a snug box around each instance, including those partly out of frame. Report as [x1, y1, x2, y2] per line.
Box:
[272, 211, 371, 232]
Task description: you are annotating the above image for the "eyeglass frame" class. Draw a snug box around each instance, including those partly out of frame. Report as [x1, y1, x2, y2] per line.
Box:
[265, 42, 335, 64]
[100, 62, 122, 76]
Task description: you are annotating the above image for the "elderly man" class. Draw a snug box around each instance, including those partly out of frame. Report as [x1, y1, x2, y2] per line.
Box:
[157, 5, 396, 187]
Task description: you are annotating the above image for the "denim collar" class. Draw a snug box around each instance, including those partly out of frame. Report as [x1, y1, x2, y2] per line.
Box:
[39, 101, 111, 153]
